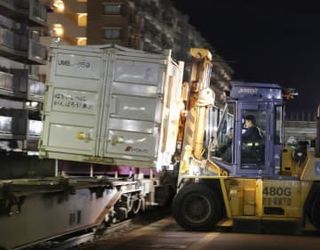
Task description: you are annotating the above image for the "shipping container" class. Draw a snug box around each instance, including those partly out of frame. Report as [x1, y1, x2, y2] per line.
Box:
[40, 44, 184, 169]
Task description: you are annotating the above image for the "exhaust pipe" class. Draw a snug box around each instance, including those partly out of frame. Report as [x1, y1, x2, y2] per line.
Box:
[315, 105, 320, 157]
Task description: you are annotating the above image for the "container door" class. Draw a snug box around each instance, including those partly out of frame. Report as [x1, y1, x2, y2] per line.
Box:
[41, 49, 105, 156]
[101, 54, 166, 165]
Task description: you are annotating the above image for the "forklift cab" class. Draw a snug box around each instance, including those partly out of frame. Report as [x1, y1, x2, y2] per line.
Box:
[212, 82, 284, 177]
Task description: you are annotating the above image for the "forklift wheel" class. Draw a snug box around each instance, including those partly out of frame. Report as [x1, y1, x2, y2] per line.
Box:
[309, 195, 320, 230]
[172, 183, 222, 231]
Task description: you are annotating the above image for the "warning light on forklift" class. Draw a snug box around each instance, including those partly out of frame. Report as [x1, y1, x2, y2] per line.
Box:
[282, 88, 298, 100]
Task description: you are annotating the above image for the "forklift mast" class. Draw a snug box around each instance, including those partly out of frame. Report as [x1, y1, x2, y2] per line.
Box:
[178, 48, 215, 174]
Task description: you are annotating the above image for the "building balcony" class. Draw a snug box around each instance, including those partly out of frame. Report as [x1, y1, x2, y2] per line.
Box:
[143, 13, 162, 32]
[15, 0, 48, 27]
[0, 71, 14, 98]
[0, 0, 14, 12]
[29, 0, 47, 26]
[0, 26, 47, 64]
[0, 106, 42, 145]
[0, 26, 27, 59]
[28, 39, 47, 64]
[27, 119, 43, 142]
[0, 68, 45, 102]
[161, 27, 175, 46]
[0, 0, 47, 27]
[143, 33, 162, 52]
[0, 14, 16, 30]
[28, 79, 45, 102]
[0, 69, 28, 99]
[136, 0, 160, 19]
[144, 29, 164, 47]
[0, 108, 27, 140]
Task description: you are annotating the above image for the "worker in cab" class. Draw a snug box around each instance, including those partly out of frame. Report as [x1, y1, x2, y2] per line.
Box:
[241, 115, 264, 164]
[242, 115, 262, 144]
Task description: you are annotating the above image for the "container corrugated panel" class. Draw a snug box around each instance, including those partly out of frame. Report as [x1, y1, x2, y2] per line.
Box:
[40, 44, 184, 168]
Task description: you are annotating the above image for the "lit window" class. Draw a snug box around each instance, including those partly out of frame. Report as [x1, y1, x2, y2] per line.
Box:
[53, 0, 65, 13]
[103, 28, 121, 39]
[52, 24, 64, 37]
[103, 3, 121, 15]
[76, 37, 87, 46]
[77, 13, 87, 27]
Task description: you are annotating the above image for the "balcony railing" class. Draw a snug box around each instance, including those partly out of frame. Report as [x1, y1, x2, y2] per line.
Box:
[29, 0, 47, 25]
[28, 39, 47, 64]
[0, 14, 16, 30]
[0, 109, 28, 140]
[0, 71, 13, 93]
[28, 79, 45, 101]
[0, 115, 13, 136]
[28, 119, 43, 138]
[0, 27, 47, 64]
[0, 0, 47, 27]
[0, 27, 14, 50]
[0, 69, 28, 99]
[0, 0, 13, 9]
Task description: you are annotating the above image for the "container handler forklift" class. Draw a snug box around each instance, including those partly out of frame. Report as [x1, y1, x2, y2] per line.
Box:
[172, 48, 320, 233]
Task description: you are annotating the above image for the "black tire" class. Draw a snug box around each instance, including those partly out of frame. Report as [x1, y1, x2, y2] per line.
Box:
[308, 195, 320, 230]
[172, 183, 222, 231]
[155, 184, 175, 207]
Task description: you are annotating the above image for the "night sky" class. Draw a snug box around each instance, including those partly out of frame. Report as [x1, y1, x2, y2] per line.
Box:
[172, 0, 320, 112]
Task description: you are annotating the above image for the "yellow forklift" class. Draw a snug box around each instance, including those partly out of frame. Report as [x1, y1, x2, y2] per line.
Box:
[172, 49, 320, 232]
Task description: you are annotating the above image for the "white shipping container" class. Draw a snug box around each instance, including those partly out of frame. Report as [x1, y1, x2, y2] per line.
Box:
[40, 44, 184, 169]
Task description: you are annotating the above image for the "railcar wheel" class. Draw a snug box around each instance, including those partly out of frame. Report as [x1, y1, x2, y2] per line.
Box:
[172, 183, 222, 231]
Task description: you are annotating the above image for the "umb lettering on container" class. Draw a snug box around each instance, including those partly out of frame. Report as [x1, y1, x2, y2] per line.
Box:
[57, 59, 71, 66]
[55, 53, 100, 79]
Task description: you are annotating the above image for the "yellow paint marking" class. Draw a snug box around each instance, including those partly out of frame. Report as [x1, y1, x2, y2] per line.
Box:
[187, 232, 220, 250]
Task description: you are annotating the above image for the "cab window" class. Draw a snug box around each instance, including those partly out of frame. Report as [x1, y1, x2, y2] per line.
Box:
[216, 103, 235, 163]
[275, 106, 283, 145]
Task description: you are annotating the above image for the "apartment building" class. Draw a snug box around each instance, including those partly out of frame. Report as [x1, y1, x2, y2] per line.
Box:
[87, 0, 209, 57]
[0, 0, 48, 152]
[86, 0, 231, 90]
[41, 0, 87, 46]
[45, 0, 231, 90]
